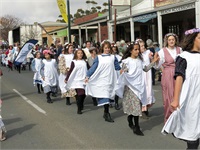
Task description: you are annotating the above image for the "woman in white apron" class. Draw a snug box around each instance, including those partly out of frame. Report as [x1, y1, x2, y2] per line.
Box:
[85, 41, 121, 123]
[58, 44, 74, 105]
[31, 52, 43, 94]
[116, 42, 159, 136]
[65, 49, 88, 114]
[162, 28, 200, 150]
[40, 50, 58, 103]
[139, 39, 156, 118]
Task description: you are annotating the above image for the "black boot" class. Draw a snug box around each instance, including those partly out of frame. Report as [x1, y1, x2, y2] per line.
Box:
[103, 104, 114, 122]
[37, 84, 41, 94]
[80, 95, 85, 110]
[41, 85, 43, 92]
[133, 126, 144, 136]
[92, 97, 97, 106]
[187, 139, 199, 149]
[133, 116, 144, 136]
[103, 113, 114, 123]
[127, 115, 134, 129]
[46, 92, 53, 103]
[114, 95, 120, 110]
[66, 97, 71, 105]
[76, 96, 82, 114]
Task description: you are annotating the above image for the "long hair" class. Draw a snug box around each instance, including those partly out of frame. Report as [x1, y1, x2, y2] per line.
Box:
[163, 33, 179, 47]
[111, 45, 119, 54]
[122, 42, 143, 61]
[73, 49, 87, 60]
[181, 32, 199, 52]
[100, 41, 112, 54]
[64, 44, 73, 54]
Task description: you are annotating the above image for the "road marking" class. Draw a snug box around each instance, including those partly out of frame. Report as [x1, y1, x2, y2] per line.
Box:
[13, 89, 47, 116]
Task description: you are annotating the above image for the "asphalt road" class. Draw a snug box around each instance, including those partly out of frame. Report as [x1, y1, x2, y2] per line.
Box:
[0, 66, 186, 149]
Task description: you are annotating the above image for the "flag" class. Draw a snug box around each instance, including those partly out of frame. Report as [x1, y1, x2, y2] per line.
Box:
[57, 0, 68, 23]
[14, 39, 38, 65]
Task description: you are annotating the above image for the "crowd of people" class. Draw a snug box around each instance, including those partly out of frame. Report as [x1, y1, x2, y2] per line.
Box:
[0, 28, 200, 149]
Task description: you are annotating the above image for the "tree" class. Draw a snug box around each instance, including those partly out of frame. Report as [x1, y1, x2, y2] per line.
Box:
[102, 9, 108, 13]
[103, 2, 108, 8]
[20, 25, 40, 44]
[57, 14, 74, 23]
[91, 7, 97, 13]
[0, 15, 23, 41]
[96, 6, 102, 12]
[85, 10, 91, 15]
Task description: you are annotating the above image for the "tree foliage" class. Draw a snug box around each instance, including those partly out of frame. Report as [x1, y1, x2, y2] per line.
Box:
[0, 15, 24, 41]
[73, 0, 109, 19]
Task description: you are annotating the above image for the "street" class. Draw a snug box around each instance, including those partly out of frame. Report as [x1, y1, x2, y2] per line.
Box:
[0, 66, 185, 149]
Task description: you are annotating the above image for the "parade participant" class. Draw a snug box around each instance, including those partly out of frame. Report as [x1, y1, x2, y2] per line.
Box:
[6, 45, 14, 71]
[162, 28, 200, 150]
[138, 39, 156, 118]
[1, 51, 6, 66]
[87, 47, 97, 67]
[85, 41, 121, 123]
[65, 49, 88, 114]
[111, 45, 122, 110]
[31, 52, 43, 94]
[0, 71, 6, 141]
[40, 50, 58, 103]
[155, 33, 182, 123]
[83, 41, 91, 59]
[87, 47, 98, 106]
[58, 44, 74, 105]
[116, 42, 159, 136]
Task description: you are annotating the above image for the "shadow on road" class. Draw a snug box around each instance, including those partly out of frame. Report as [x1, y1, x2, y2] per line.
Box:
[6, 124, 37, 139]
[1, 92, 35, 101]
[3, 117, 23, 125]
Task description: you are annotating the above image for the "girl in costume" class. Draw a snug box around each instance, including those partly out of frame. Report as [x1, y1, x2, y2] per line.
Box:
[65, 49, 88, 114]
[138, 39, 156, 118]
[58, 44, 74, 105]
[155, 33, 182, 123]
[111, 45, 122, 110]
[40, 50, 58, 103]
[162, 28, 200, 150]
[85, 41, 121, 123]
[116, 42, 159, 136]
[0, 71, 6, 141]
[31, 52, 43, 94]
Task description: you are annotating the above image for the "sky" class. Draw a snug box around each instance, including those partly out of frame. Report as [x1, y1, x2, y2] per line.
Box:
[0, 0, 107, 24]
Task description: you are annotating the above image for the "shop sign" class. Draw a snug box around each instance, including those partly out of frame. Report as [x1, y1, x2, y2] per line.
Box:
[161, 3, 195, 15]
[154, 0, 185, 8]
[133, 13, 157, 22]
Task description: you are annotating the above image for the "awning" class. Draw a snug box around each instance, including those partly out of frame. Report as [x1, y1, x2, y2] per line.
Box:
[133, 13, 157, 23]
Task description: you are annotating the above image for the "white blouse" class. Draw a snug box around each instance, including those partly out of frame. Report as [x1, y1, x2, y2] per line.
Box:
[156, 47, 182, 68]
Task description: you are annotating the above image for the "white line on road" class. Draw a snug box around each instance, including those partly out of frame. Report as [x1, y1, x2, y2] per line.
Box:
[13, 89, 47, 116]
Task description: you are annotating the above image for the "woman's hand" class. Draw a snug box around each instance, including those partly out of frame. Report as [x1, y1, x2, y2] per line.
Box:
[42, 77, 45, 81]
[149, 52, 153, 59]
[171, 100, 179, 110]
[64, 80, 67, 83]
[153, 52, 160, 63]
[85, 77, 89, 83]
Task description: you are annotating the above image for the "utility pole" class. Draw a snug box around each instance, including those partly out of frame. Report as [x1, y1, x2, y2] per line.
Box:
[67, 0, 71, 43]
[114, 9, 117, 42]
[108, 0, 112, 20]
